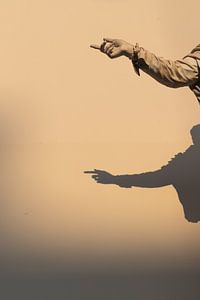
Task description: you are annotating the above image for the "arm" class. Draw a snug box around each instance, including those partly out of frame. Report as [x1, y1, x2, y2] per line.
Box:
[90, 38, 200, 88]
[131, 44, 199, 88]
[114, 169, 171, 188]
[84, 168, 172, 188]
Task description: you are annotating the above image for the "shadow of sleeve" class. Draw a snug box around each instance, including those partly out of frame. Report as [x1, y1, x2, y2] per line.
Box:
[115, 168, 171, 188]
[114, 154, 183, 188]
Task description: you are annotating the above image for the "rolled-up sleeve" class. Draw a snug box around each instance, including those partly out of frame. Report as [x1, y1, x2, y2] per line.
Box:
[132, 45, 200, 88]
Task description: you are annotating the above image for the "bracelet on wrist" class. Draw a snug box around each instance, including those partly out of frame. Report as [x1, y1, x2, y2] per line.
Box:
[128, 43, 140, 61]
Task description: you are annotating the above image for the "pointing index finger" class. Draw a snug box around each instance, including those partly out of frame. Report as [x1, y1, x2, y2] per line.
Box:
[90, 44, 101, 50]
[84, 170, 98, 174]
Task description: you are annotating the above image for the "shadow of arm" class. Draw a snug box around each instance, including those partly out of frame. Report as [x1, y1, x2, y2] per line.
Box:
[115, 168, 171, 188]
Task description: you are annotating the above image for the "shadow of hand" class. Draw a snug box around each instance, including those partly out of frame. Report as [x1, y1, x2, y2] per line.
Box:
[84, 169, 115, 184]
[84, 169, 132, 188]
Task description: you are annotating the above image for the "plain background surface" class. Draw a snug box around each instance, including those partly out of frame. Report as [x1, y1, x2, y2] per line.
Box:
[0, 0, 200, 299]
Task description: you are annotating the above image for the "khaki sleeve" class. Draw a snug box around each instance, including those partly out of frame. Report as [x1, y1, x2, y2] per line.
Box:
[132, 45, 199, 88]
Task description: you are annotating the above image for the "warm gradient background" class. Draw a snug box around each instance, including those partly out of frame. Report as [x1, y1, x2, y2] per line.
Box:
[0, 0, 200, 299]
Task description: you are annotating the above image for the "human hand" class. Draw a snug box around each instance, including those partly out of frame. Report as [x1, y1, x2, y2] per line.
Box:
[90, 38, 134, 59]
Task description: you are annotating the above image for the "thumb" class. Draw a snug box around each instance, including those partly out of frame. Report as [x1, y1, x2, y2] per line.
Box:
[103, 37, 115, 43]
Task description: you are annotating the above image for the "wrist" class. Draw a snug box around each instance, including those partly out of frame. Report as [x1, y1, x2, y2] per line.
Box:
[114, 175, 133, 188]
[112, 175, 122, 185]
[123, 44, 134, 58]
[125, 43, 140, 60]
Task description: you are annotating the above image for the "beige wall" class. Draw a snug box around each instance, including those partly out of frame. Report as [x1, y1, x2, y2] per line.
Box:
[0, 0, 200, 272]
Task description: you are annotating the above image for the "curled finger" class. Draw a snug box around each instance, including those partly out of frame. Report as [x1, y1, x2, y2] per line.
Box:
[107, 45, 115, 55]
[100, 41, 107, 52]
[104, 42, 113, 53]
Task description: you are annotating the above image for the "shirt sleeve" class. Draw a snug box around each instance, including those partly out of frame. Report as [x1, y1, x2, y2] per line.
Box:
[132, 44, 200, 88]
